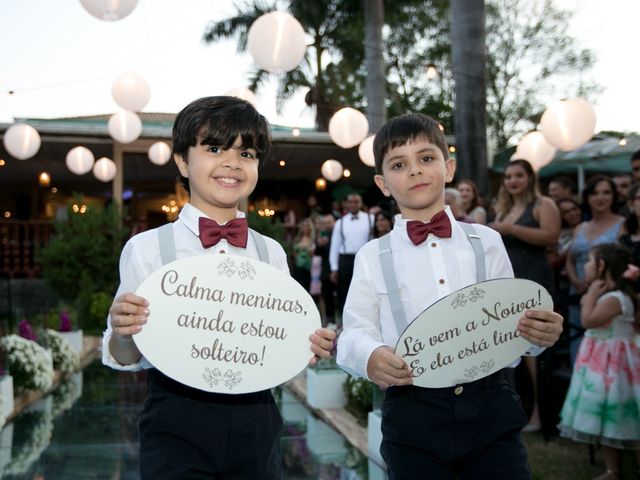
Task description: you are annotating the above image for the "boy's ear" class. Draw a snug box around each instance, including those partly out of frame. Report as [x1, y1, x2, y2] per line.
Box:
[374, 174, 391, 197]
[445, 157, 456, 183]
[174, 153, 189, 178]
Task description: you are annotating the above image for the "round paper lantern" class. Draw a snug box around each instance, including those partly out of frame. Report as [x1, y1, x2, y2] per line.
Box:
[112, 72, 150, 111]
[3, 123, 41, 160]
[514, 132, 557, 172]
[321, 159, 343, 182]
[108, 110, 142, 143]
[358, 135, 376, 167]
[329, 108, 369, 149]
[225, 87, 257, 107]
[539, 98, 596, 151]
[148, 141, 172, 166]
[79, 0, 138, 21]
[66, 146, 95, 175]
[247, 11, 306, 73]
[93, 157, 117, 182]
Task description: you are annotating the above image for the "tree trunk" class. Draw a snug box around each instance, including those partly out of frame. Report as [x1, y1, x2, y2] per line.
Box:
[363, 0, 386, 132]
[451, 0, 488, 195]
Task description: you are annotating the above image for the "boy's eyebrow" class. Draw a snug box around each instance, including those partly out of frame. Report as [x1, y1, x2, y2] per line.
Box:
[384, 146, 441, 164]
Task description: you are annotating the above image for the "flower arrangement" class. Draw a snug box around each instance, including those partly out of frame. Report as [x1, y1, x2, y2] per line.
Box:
[0, 335, 54, 392]
[4, 409, 53, 476]
[343, 376, 373, 424]
[52, 376, 81, 417]
[43, 329, 79, 373]
[59, 309, 72, 332]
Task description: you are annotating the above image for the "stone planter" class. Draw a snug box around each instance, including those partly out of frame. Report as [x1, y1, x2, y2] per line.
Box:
[280, 390, 307, 426]
[59, 330, 83, 355]
[306, 413, 348, 457]
[306, 367, 347, 409]
[0, 376, 14, 422]
[367, 409, 385, 468]
[0, 422, 14, 472]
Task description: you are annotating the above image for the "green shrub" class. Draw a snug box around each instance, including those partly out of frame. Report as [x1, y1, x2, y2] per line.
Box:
[343, 376, 373, 424]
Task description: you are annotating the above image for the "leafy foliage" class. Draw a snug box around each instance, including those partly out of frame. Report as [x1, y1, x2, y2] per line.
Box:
[343, 375, 373, 424]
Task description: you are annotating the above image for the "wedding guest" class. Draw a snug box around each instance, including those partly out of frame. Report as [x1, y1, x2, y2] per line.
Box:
[547, 175, 576, 202]
[373, 209, 393, 238]
[456, 178, 487, 224]
[292, 218, 315, 292]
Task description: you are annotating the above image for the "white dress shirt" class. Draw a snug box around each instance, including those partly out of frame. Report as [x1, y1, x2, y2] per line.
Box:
[329, 211, 374, 271]
[336, 207, 543, 379]
[102, 203, 289, 371]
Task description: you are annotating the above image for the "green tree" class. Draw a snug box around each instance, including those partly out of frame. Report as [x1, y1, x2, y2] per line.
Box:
[37, 201, 128, 332]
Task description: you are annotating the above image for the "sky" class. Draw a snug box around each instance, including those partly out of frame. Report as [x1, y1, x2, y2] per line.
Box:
[1, 0, 639, 134]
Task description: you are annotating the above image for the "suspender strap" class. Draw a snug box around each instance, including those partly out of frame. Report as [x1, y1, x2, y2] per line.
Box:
[378, 234, 409, 335]
[459, 223, 486, 282]
[158, 223, 177, 266]
[249, 228, 269, 263]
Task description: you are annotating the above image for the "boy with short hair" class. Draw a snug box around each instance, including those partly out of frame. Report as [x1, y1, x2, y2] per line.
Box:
[103, 96, 335, 479]
[337, 113, 563, 479]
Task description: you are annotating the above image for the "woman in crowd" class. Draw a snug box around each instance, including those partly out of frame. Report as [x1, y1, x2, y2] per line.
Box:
[566, 175, 626, 364]
[618, 182, 640, 287]
[489, 159, 561, 433]
[548, 197, 584, 296]
[292, 218, 316, 292]
[457, 178, 487, 224]
[372, 209, 393, 238]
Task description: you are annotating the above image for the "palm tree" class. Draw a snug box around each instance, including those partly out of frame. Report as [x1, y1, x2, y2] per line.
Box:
[202, 0, 364, 131]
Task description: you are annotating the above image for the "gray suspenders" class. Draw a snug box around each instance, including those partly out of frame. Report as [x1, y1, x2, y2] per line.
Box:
[157, 223, 270, 266]
[378, 222, 486, 335]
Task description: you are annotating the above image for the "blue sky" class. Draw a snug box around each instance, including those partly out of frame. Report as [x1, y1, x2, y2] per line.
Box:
[1, 0, 638, 134]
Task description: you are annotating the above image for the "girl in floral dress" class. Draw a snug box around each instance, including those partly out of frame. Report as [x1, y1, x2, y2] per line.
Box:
[559, 243, 640, 480]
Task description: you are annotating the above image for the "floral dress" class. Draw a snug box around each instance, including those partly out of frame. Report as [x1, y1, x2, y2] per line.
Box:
[559, 291, 640, 449]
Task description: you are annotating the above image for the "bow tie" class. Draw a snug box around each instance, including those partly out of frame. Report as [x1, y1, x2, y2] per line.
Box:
[351, 214, 359, 220]
[198, 217, 248, 249]
[406, 210, 452, 245]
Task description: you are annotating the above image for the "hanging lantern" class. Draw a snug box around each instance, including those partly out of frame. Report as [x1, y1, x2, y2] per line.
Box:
[321, 159, 343, 182]
[224, 87, 258, 107]
[539, 98, 596, 151]
[148, 141, 172, 166]
[66, 146, 95, 175]
[93, 157, 117, 182]
[112, 72, 150, 111]
[3, 123, 41, 160]
[329, 108, 369, 149]
[108, 110, 142, 143]
[247, 11, 306, 73]
[79, 0, 138, 21]
[358, 135, 376, 167]
[514, 132, 557, 172]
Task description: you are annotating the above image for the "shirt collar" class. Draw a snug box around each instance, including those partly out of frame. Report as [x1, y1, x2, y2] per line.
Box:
[179, 203, 246, 238]
[392, 206, 456, 242]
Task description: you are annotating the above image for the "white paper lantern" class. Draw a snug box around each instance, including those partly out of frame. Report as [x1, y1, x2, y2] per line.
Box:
[79, 0, 138, 21]
[112, 72, 150, 111]
[321, 159, 343, 182]
[66, 146, 95, 175]
[225, 87, 258, 107]
[247, 11, 306, 73]
[539, 98, 596, 151]
[108, 110, 142, 143]
[3, 123, 41, 160]
[329, 108, 369, 149]
[148, 141, 172, 166]
[358, 135, 376, 167]
[93, 157, 117, 182]
[514, 132, 557, 171]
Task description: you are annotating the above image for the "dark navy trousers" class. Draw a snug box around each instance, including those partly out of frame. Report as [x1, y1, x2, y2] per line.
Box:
[138, 369, 283, 479]
[380, 369, 530, 480]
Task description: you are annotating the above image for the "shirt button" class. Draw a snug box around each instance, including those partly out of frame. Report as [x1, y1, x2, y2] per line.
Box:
[454, 386, 464, 396]
[439, 279, 445, 284]
[431, 242, 437, 248]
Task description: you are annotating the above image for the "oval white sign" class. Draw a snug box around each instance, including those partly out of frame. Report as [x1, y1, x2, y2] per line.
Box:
[395, 278, 553, 388]
[134, 253, 320, 394]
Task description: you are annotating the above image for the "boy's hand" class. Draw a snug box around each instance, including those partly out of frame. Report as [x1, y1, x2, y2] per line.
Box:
[308, 328, 337, 366]
[518, 309, 563, 348]
[109, 293, 149, 340]
[367, 346, 413, 389]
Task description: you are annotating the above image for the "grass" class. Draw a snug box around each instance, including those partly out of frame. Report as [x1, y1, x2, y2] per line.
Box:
[525, 432, 638, 479]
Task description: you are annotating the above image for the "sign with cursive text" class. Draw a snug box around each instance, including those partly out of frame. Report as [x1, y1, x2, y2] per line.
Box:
[395, 278, 553, 388]
[134, 254, 320, 394]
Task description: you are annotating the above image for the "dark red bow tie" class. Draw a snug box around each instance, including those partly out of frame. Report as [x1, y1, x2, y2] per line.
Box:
[198, 217, 248, 248]
[406, 210, 452, 245]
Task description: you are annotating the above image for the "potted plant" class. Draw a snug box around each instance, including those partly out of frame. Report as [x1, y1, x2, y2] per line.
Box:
[57, 309, 83, 355]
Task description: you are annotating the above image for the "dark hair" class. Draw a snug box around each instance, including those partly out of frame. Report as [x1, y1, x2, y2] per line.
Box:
[548, 175, 575, 193]
[625, 182, 640, 234]
[556, 197, 582, 228]
[373, 113, 449, 174]
[581, 175, 618, 216]
[456, 178, 483, 211]
[631, 149, 640, 163]
[590, 243, 638, 313]
[493, 159, 540, 217]
[373, 209, 394, 238]
[172, 96, 271, 191]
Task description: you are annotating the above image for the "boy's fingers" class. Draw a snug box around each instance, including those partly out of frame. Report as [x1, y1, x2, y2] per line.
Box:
[309, 333, 334, 351]
[118, 293, 149, 307]
[310, 343, 331, 358]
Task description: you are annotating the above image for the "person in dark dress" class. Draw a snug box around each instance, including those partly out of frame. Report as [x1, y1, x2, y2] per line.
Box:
[489, 159, 561, 434]
[620, 182, 640, 290]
